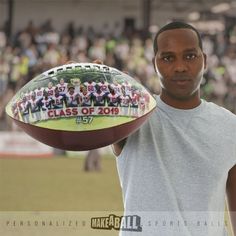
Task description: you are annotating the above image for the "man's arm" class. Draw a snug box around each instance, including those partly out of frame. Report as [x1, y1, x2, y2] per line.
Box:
[226, 164, 236, 235]
[112, 138, 127, 156]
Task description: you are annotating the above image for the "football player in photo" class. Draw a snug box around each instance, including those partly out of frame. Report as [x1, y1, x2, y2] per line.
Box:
[122, 80, 132, 96]
[11, 101, 20, 120]
[111, 81, 122, 96]
[34, 86, 45, 103]
[120, 89, 131, 116]
[93, 85, 106, 106]
[107, 88, 120, 107]
[83, 80, 96, 95]
[41, 91, 52, 120]
[51, 87, 64, 109]
[45, 81, 56, 98]
[79, 86, 92, 107]
[138, 92, 147, 116]
[130, 89, 139, 117]
[56, 78, 68, 98]
[41, 91, 52, 111]
[18, 95, 30, 123]
[29, 92, 41, 121]
[65, 85, 79, 107]
[97, 80, 110, 97]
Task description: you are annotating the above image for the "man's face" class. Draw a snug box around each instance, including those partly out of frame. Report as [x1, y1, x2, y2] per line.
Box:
[48, 82, 53, 89]
[154, 28, 206, 101]
[55, 90, 59, 97]
[69, 88, 75, 94]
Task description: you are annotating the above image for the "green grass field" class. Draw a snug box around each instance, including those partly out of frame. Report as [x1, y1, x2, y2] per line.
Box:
[0, 156, 123, 236]
[0, 156, 123, 211]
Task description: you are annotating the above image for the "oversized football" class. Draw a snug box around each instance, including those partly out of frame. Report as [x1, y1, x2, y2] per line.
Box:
[5, 63, 156, 150]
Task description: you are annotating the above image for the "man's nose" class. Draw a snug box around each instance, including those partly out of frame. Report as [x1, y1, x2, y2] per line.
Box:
[174, 59, 187, 72]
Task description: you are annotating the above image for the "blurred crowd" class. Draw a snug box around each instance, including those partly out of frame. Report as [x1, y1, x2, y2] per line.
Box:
[0, 19, 236, 130]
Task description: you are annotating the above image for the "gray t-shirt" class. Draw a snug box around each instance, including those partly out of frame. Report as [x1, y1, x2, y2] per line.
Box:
[116, 96, 236, 236]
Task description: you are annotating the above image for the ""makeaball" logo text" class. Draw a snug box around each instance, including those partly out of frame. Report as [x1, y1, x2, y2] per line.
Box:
[91, 214, 142, 232]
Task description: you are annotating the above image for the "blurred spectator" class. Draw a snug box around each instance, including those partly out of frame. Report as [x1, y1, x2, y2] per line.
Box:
[0, 57, 10, 97]
[24, 20, 38, 37]
[43, 43, 60, 67]
[202, 36, 214, 56]
[40, 19, 54, 33]
[88, 38, 106, 61]
[84, 149, 101, 172]
[0, 30, 7, 49]
[64, 21, 76, 40]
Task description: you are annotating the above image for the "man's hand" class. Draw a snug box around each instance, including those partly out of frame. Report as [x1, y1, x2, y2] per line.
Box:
[93, 59, 103, 65]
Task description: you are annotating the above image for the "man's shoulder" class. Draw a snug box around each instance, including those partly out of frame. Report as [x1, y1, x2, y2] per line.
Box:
[205, 100, 234, 114]
[204, 100, 236, 124]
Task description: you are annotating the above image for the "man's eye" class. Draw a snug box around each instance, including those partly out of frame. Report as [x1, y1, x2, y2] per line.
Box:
[162, 56, 174, 62]
[185, 54, 197, 60]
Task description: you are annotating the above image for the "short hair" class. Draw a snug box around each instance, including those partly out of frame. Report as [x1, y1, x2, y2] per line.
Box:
[153, 21, 203, 55]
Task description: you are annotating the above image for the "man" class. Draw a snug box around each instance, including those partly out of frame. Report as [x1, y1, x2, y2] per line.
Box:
[28, 91, 41, 121]
[84, 80, 96, 94]
[93, 85, 106, 106]
[112, 22, 236, 236]
[51, 87, 64, 109]
[107, 88, 120, 107]
[79, 86, 92, 106]
[41, 91, 52, 111]
[56, 78, 68, 97]
[18, 95, 30, 123]
[45, 81, 56, 98]
[119, 88, 131, 116]
[65, 85, 79, 107]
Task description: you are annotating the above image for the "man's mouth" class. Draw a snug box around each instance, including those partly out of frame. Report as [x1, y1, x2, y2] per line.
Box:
[172, 77, 191, 85]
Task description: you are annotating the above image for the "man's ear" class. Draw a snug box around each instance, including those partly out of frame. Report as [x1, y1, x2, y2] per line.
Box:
[203, 52, 207, 70]
[152, 57, 157, 73]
